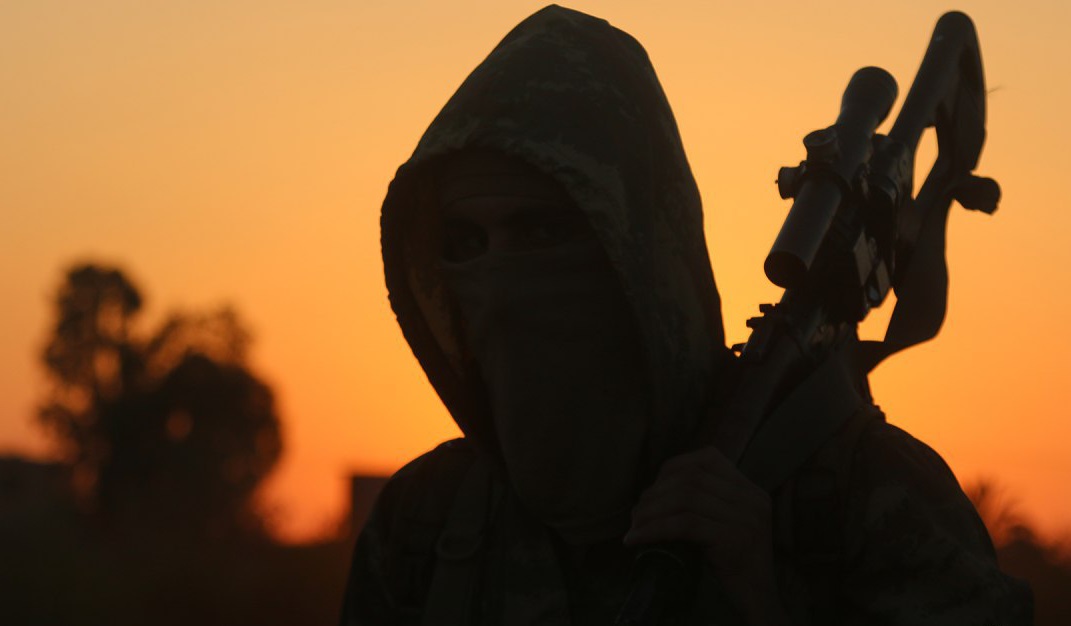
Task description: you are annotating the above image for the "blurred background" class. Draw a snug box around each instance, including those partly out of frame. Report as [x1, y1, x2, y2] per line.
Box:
[1, 1, 1068, 624]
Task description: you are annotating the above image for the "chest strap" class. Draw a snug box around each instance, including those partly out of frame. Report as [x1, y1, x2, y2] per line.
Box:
[421, 458, 496, 626]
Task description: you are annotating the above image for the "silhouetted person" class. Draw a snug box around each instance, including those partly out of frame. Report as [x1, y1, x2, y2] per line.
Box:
[341, 6, 1031, 624]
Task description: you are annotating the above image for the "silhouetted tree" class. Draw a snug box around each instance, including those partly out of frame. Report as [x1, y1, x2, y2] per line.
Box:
[965, 477, 1030, 547]
[967, 478, 1071, 626]
[39, 265, 145, 493]
[38, 263, 282, 538]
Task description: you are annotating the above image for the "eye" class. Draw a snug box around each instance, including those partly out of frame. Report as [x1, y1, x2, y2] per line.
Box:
[441, 219, 488, 263]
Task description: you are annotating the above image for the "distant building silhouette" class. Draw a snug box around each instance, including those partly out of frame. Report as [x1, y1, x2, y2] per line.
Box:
[0, 456, 72, 521]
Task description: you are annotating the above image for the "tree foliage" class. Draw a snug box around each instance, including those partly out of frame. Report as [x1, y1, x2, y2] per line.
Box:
[38, 263, 282, 538]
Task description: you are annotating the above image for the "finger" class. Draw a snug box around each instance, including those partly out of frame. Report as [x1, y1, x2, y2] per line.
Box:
[624, 511, 746, 551]
[655, 440, 741, 470]
[631, 475, 747, 527]
[643, 466, 735, 502]
[653, 448, 703, 479]
[656, 445, 736, 480]
[630, 503, 753, 543]
[639, 464, 763, 511]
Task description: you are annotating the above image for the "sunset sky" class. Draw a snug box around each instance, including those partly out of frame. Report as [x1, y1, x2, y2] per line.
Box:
[1, 0, 1069, 543]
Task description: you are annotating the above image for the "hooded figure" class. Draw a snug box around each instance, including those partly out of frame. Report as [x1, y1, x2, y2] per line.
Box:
[380, 4, 727, 545]
[343, 6, 1032, 625]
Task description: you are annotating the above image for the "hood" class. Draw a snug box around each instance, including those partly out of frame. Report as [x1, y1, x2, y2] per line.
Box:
[380, 5, 727, 473]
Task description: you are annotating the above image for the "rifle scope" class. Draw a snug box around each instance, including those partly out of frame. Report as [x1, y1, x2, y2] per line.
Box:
[765, 67, 898, 289]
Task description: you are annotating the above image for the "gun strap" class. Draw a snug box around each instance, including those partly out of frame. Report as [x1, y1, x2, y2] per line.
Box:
[421, 458, 497, 626]
[738, 342, 868, 492]
[860, 165, 959, 373]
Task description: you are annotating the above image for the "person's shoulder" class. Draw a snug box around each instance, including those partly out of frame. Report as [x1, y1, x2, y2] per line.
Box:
[389, 438, 477, 486]
[852, 417, 981, 515]
[845, 413, 993, 547]
[854, 418, 963, 493]
[341, 438, 480, 623]
[837, 413, 1035, 623]
[784, 407, 990, 557]
[373, 437, 479, 525]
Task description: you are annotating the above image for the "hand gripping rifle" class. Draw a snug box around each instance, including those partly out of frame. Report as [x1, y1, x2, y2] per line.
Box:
[618, 11, 1000, 625]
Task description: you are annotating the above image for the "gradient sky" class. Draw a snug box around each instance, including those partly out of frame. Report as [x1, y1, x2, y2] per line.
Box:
[1, 0, 1068, 542]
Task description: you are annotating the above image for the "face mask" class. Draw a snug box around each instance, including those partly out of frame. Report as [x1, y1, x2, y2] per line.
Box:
[441, 239, 650, 544]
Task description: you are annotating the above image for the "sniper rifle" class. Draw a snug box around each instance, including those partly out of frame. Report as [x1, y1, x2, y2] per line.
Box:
[618, 11, 1001, 625]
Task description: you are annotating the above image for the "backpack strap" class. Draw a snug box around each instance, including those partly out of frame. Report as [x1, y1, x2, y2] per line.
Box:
[373, 439, 478, 619]
[421, 456, 501, 626]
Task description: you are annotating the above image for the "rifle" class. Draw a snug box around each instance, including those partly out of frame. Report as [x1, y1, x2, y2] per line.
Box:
[618, 11, 1000, 625]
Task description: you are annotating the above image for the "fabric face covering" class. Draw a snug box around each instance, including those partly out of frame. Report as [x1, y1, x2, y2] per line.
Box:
[381, 8, 727, 550]
[438, 180, 651, 544]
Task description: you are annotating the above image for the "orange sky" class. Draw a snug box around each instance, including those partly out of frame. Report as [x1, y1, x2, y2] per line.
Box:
[1, 0, 1069, 543]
